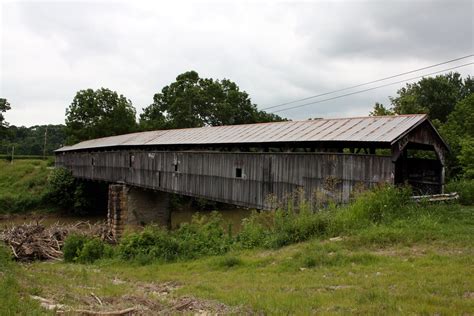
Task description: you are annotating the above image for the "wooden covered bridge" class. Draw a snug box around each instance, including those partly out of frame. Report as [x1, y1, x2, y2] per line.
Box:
[55, 114, 449, 233]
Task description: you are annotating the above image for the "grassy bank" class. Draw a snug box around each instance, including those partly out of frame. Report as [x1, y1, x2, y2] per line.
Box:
[2, 199, 473, 313]
[7, 205, 474, 314]
[0, 246, 45, 314]
[0, 159, 52, 213]
[1, 160, 473, 313]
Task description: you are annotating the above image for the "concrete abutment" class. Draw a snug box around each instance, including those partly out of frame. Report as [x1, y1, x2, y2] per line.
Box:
[107, 184, 171, 237]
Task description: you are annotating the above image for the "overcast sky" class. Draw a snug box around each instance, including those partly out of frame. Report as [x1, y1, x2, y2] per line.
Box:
[1, 0, 473, 127]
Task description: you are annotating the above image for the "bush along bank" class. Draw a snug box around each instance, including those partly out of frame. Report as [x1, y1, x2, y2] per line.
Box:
[59, 184, 467, 265]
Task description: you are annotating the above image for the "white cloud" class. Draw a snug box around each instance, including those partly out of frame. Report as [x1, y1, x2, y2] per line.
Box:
[0, 0, 472, 126]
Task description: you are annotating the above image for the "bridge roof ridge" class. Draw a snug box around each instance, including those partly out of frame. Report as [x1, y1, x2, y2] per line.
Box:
[56, 114, 431, 152]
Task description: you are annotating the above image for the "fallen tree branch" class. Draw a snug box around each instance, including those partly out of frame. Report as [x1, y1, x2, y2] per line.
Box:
[90, 292, 103, 306]
[1, 221, 115, 261]
[58, 307, 136, 316]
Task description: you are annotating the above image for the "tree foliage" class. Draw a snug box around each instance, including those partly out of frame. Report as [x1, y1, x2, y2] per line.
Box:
[45, 167, 108, 215]
[65, 88, 137, 145]
[140, 71, 283, 130]
[441, 94, 474, 178]
[372, 72, 473, 122]
[0, 98, 11, 133]
[458, 137, 474, 179]
[369, 102, 394, 116]
[1, 124, 66, 156]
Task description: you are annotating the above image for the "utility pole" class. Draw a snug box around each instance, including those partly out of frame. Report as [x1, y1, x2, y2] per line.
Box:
[11, 145, 14, 164]
[43, 126, 48, 160]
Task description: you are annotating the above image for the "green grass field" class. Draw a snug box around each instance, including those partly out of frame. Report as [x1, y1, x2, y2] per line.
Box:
[0, 159, 53, 213]
[0, 159, 473, 314]
[1, 204, 472, 315]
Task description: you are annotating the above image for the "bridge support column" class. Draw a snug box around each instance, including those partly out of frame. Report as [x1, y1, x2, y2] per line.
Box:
[107, 184, 171, 238]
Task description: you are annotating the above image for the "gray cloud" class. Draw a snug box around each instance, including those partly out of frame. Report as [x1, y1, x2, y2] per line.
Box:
[0, 0, 472, 126]
[314, 0, 473, 60]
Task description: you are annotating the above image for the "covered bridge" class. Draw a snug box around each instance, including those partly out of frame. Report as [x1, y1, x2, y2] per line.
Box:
[55, 114, 449, 231]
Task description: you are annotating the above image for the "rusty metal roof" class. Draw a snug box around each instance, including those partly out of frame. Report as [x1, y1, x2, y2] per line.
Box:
[56, 114, 429, 152]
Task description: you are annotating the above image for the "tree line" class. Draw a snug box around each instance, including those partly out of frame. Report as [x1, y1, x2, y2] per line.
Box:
[0, 70, 472, 179]
[64, 70, 283, 145]
[0, 70, 284, 155]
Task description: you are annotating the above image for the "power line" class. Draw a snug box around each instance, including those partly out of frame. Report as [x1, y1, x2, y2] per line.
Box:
[270, 62, 474, 114]
[263, 54, 474, 111]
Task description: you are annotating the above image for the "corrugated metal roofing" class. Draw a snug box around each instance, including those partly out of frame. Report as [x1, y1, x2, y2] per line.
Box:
[56, 114, 428, 152]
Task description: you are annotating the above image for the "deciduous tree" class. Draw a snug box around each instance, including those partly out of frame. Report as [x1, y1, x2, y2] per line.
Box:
[370, 73, 473, 121]
[441, 94, 474, 178]
[0, 98, 11, 129]
[140, 71, 283, 130]
[369, 102, 394, 116]
[65, 88, 137, 144]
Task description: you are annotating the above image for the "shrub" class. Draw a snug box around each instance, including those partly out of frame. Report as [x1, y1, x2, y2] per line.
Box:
[446, 179, 474, 205]
[45, 167, 91, 214]
[174, 212, 232, 258]
[118, 212, 232, 263]
[77, 238, 106, 263]
[63, 234, 88, 263]
[45, 168, 76, 210]
[63, 234, 110, 263]
[237, 211, 274, 249]
[118, 226, 179, 262]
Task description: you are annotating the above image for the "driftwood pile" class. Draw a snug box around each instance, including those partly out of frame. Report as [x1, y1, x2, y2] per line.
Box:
[0, 221, 114, 261]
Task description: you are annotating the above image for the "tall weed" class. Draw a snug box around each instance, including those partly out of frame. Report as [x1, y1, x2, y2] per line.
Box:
[238, 202, 331, 249]
[118, 212, 232, 263]
[0, 245, 44, 314]
[446, 179, 474, 205]
[65, 185, 461, 265]
[331, 185, 413, 233]
[239, 185, 417, 249]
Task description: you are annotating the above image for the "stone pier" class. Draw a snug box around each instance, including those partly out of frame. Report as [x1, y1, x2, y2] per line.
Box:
[107, 184, 171, 237]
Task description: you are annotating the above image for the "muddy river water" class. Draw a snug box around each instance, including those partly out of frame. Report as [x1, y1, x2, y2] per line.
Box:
[0, 207, 253, 234]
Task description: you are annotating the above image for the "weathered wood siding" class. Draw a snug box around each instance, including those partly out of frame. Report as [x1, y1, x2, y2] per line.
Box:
[56, 151, 394, 209]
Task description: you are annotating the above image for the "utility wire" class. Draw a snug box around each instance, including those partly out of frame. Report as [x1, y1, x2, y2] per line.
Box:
[270, 62, 474, 114]
[263, 54, 474, 110]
